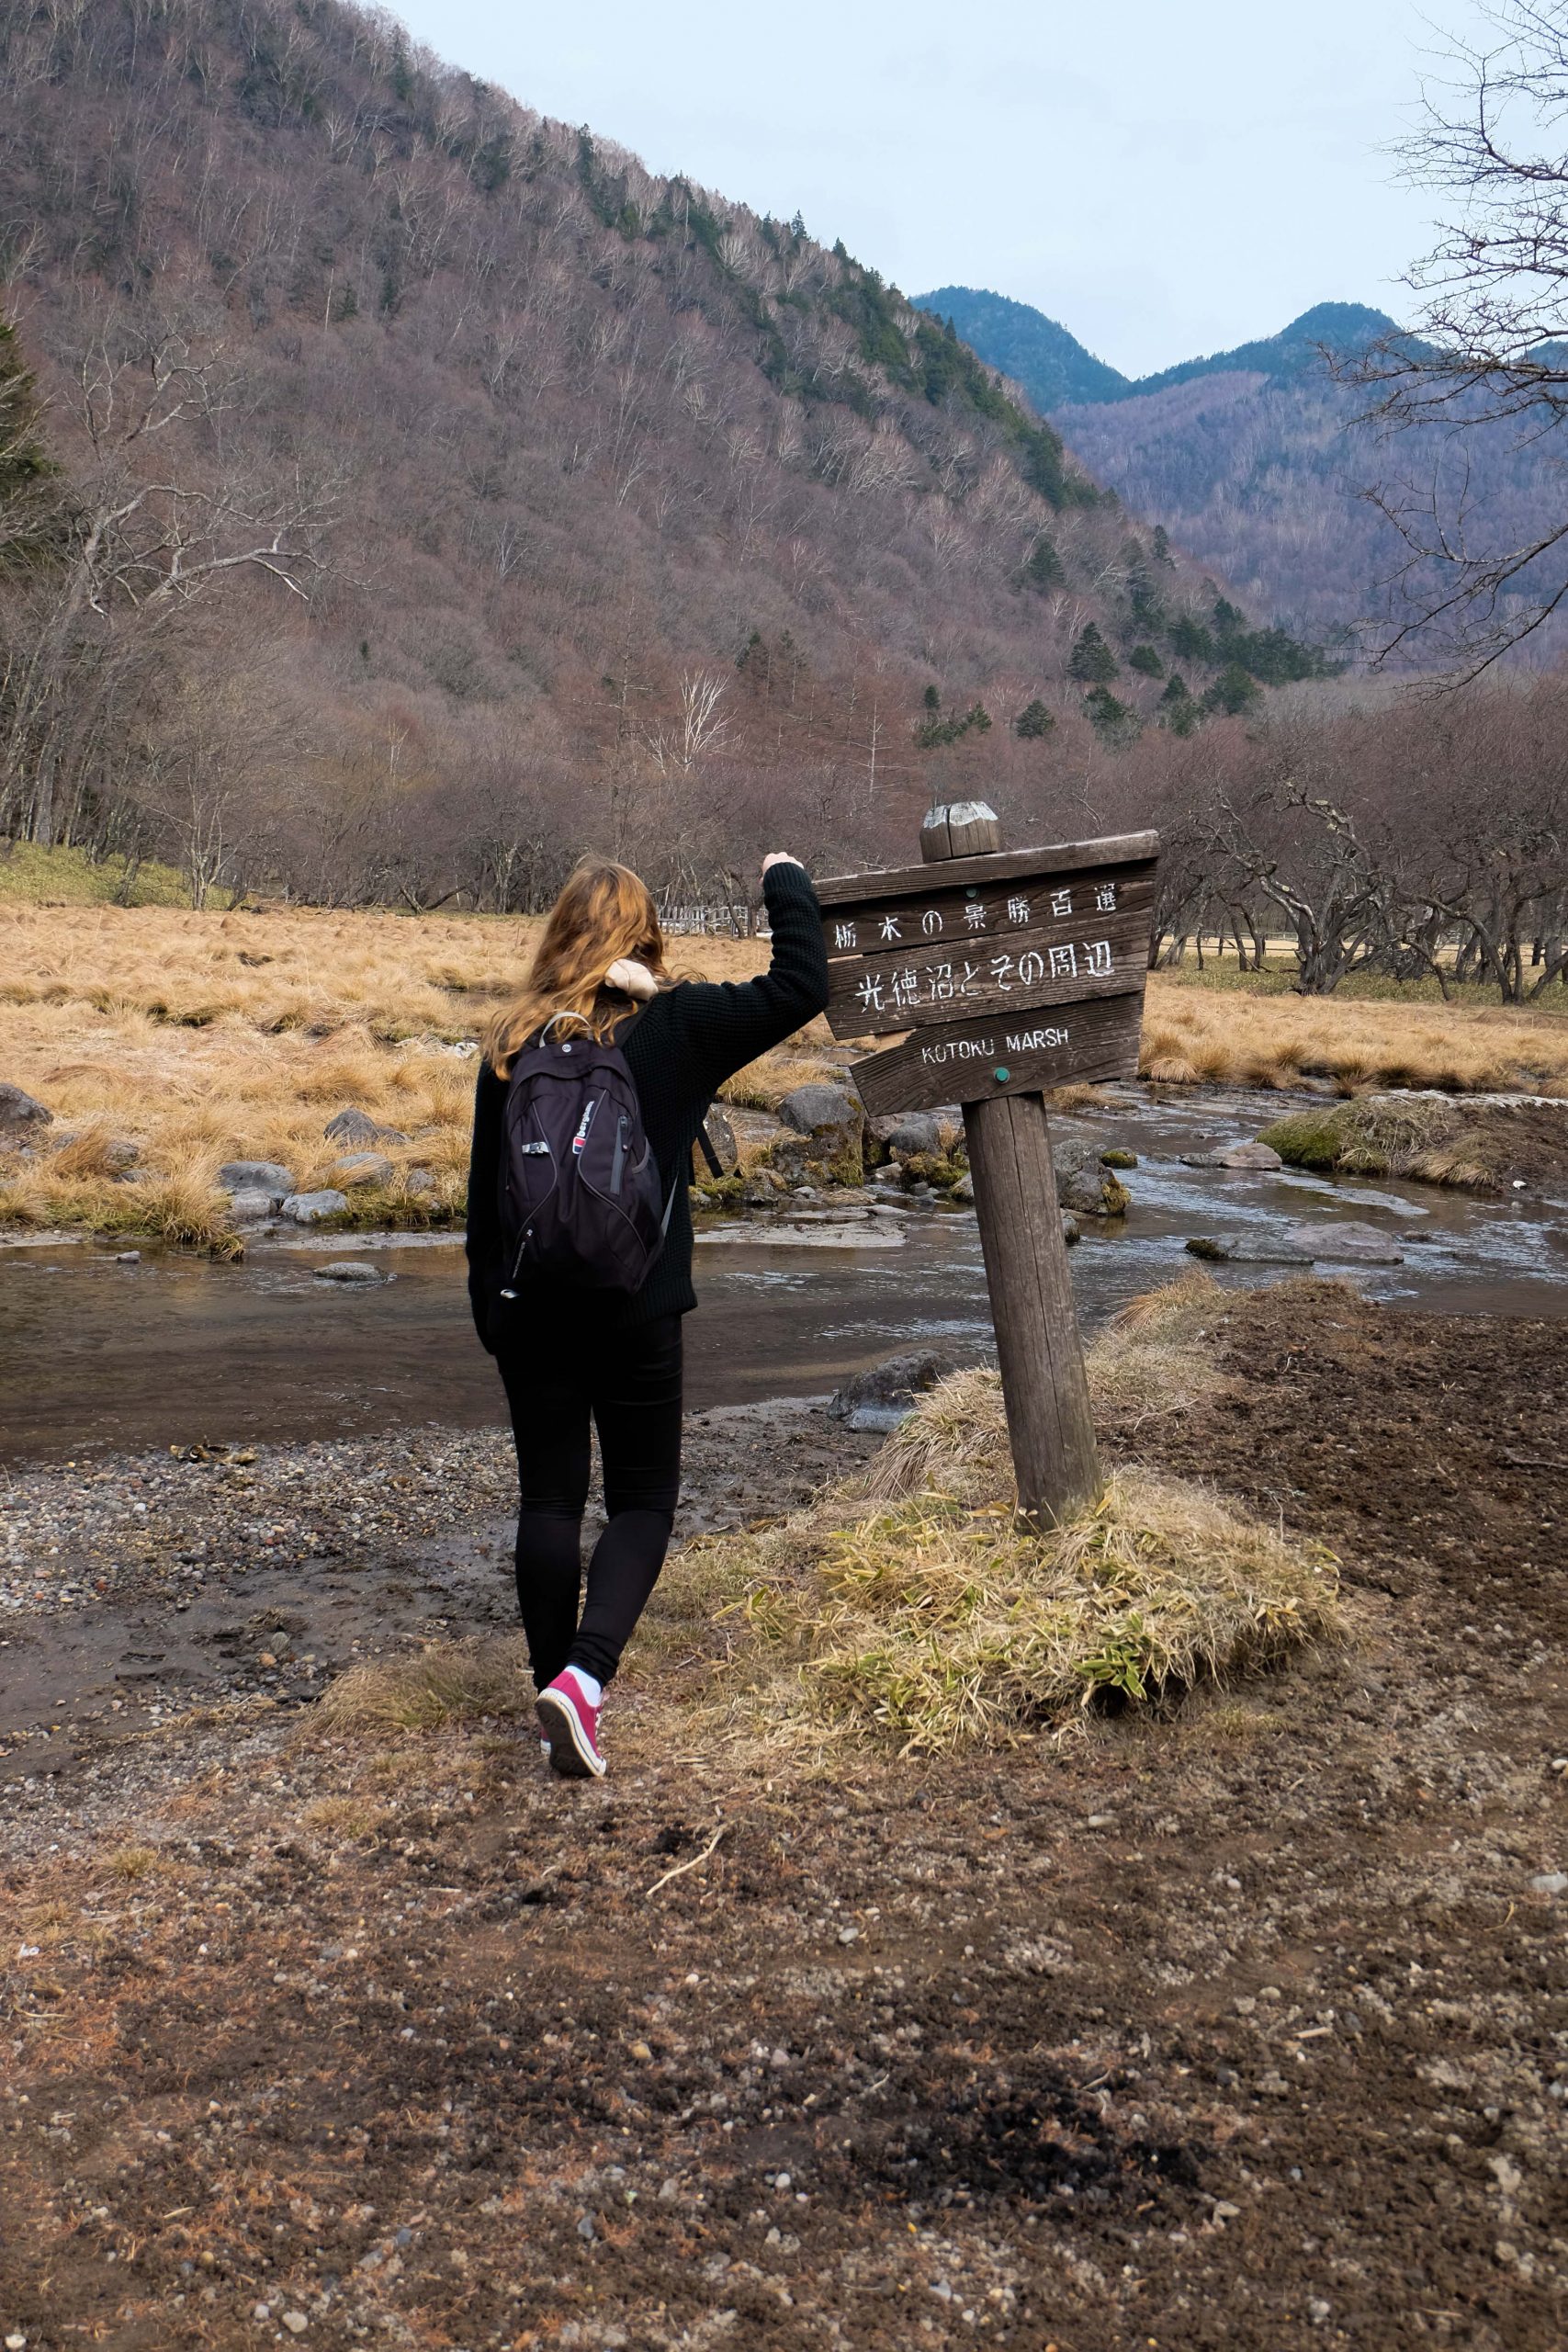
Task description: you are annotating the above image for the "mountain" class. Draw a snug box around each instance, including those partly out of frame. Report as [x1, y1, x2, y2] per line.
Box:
[911, 294, 1399, 420]
[916, 287, 1130, 409]
[914, 289, 1567, 653]
[1101, 303, 1400, 402]
[0, 0, 1328, 909]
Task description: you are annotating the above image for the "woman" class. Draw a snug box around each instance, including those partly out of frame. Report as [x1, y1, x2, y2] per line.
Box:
[467, 850, 829, 1779]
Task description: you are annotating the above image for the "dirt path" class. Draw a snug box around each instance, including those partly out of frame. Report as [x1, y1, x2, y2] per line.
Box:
[2, 1289, 1565, 2351]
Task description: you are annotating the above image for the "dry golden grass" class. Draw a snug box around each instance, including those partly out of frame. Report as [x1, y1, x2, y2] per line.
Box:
[693, 1467, 1339, 1757]
[1140, 974, 1568, 1094]
[104, 1844, 161, 1883]
[5, 898, 1564, 1251]
[317, 1635, 533, 1735]
[656, 1273, 1337, 1758]
[0, 902, 774, 1247]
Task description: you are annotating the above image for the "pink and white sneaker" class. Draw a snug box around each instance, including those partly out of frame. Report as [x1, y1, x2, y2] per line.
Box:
[536, 1668, 606, 1780]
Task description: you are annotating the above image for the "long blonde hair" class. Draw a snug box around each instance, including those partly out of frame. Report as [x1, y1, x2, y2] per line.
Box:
[486, 858, 670, 1077]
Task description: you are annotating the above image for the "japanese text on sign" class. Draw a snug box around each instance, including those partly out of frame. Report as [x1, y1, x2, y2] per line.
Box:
[829, 878, 1118, 956]
[853, 939, 1116, 1015]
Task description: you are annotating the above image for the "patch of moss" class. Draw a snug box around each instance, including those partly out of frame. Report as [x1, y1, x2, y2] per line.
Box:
[898, 1151, 966, 1191]
[691, 1171, 745, 1206]
[1257, 1108, 1353, 1170]
[1100, 1147, 1139, 1169]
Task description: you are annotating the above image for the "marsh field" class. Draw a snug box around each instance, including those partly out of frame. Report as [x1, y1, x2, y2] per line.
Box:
[2, 896, 1565, 1250]
[3, 891, 1568, 2352]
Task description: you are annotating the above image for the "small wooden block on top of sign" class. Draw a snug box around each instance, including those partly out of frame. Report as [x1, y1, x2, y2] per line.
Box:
[817, 828, 1157, 1116]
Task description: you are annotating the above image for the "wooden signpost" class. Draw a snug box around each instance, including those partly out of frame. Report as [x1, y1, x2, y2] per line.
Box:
[817, 803, 1158, 1527]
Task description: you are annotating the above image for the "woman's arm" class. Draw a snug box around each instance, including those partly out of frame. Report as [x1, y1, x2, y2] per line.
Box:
[464, 1060, 505, 1352]
[663, 860, 829, 1086]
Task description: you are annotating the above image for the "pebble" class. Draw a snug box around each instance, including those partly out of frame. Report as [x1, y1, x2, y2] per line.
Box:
[283, 2313, 309, 2335]
[278, 1191, 350, 1225]
[1529, 1872, 1567, 1894]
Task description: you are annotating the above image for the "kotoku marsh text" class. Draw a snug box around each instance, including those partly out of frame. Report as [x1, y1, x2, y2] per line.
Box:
[919, 1023, 1071, 1069]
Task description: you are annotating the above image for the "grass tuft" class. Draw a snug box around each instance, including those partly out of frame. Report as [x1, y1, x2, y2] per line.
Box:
[648, 1275, 1337, 1758]
[104, 1844, 160, 1882]
[686, 1466, 1339, 1758]
[317, 1638, 532, 1735]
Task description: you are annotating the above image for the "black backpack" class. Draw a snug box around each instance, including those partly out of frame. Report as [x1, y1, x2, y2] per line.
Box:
[497, 1017, 671, 1297]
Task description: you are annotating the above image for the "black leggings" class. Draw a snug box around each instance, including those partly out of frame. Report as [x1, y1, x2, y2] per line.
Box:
[496, 1314, 683, 1690]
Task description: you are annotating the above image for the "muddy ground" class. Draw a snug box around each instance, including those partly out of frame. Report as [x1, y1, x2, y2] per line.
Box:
[2, 1286, 1566, 2351]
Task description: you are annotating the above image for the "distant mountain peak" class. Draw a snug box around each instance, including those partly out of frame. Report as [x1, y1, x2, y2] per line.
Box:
[1123, 304, 1402, 402]
[913, 285, 1129, 409]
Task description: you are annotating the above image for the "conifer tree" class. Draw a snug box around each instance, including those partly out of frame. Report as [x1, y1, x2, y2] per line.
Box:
[1084, 684, 1135, 736]
[1067, 622, 1118, 684]
[1022, 536, 1062, 591]
[0, 311, 61, 567]
[1014, 697, 1055, 740]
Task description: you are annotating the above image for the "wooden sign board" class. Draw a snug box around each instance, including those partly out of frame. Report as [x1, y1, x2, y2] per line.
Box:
[817, 831, 1157, 1116]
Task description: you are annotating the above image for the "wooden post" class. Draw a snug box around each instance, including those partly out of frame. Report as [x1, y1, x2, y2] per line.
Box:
[920, 803, 1102, 1527]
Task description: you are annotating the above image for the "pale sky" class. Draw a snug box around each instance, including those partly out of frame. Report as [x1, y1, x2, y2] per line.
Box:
[389, 0, 1494, 380]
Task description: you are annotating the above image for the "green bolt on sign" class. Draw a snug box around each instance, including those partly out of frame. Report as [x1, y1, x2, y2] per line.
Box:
[815, 832, 1157, 1116]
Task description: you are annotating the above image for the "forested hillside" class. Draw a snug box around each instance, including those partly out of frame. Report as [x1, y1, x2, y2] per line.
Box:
[916, 286, 1129, 409]
[924, 289, 1568, 657]
[0, 0, 1325, 910]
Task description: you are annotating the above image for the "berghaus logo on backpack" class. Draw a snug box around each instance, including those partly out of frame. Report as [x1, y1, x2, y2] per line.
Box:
[499, 1021, 672, 1295]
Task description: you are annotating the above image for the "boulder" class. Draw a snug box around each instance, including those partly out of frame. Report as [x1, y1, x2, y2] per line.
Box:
[778, 1081, 863, 1139]
[768, 1082, 865, 1187]
[1181, 1141, 1284, 1171]
[323, 1107, 407, 1148]
[1225, 1140, 1285, 1170]
[1186, 1235, 1315, 1265]
[405, 1167, 438, 1196]
[1100, 1147, 1139, 1170]
[1061, 1212, 1081, 1246]
[829, 1347, 961, 1433]
[312, 1261, 391, 1285]
[228, 1188, 280, 1224]
[1281, 1218, 1403, 1265]
[0, 1081, 51, 1136]
[1052, 1136, 1130, 1216]
[218, 1159, 296, 1201]
[278, 1189, 350, 1225]
[331, 1151, 395, 1188]
[873, 1112, 943, 1159]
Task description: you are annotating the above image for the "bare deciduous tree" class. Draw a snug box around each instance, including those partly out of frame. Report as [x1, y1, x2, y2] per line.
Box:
[1358, 0, 1568, 673]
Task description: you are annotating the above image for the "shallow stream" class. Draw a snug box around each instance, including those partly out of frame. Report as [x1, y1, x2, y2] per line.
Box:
[3, 1086, 1564, 1465]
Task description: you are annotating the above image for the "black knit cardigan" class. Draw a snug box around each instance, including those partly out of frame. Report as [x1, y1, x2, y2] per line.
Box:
[465, 860, 829, 1348]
